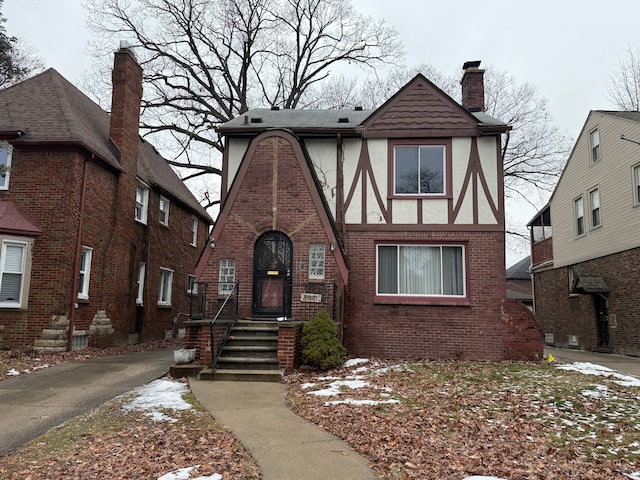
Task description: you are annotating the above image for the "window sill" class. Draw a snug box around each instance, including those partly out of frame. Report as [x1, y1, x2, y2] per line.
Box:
[157, 303, 173, 309]
[375, 295, 470, 307]
[389, 193, 451, 200]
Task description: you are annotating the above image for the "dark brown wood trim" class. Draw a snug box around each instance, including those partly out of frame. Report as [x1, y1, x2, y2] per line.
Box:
[336, 134, 344, 224]
[417, 198, 423, 224]
[344, 139, 368, 221]
[346, 223, 503, 232]
[366, 128, 480, 138]
[220, 137, 229, 205]
[361, 140, 389, 223]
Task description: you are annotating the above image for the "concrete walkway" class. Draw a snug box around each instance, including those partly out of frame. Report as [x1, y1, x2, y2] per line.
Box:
[544, 346, 640, 377]
[189, 379, 379, 480]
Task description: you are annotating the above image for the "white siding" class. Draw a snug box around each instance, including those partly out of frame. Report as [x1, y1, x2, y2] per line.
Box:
[552, 112, 640, 267]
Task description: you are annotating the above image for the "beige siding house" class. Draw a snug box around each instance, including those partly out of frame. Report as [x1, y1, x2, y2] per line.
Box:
[530, 110, 640, 355]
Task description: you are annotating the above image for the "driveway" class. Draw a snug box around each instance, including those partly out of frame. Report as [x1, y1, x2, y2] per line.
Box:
[0, 348, 172, 455]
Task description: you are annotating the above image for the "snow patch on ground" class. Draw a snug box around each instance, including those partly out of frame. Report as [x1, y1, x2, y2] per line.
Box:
[557, 362, 640, 387]
[157, 465, 222, 480]
[120, 378, 226, 480]
[122, 378, 192, 423]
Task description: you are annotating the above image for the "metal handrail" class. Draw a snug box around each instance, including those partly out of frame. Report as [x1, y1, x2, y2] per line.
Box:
[209, 281, 239, 368]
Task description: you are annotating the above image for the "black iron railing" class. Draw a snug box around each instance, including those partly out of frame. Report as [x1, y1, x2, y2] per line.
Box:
[190, 281, 239, 368]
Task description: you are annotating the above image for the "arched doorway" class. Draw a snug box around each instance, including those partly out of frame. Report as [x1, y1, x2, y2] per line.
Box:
[252, 231, 292, 318]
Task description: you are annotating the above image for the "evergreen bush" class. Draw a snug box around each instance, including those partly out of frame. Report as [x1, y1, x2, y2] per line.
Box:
[301, 310, 346, 370]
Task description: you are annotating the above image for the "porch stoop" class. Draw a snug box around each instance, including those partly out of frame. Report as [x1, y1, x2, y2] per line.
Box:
[202, 319, 284, 382]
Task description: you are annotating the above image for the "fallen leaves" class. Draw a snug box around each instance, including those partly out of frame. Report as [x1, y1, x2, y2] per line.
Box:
[285, 360, 638, 479]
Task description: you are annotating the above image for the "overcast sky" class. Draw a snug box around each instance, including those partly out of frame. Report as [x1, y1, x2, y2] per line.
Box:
[4, 0, 640, 265]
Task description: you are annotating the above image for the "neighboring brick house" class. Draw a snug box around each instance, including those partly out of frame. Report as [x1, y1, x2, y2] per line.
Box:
[195, 61, 543, 362]
[0, 48, 211, 351]
[530, 110, 640, 356]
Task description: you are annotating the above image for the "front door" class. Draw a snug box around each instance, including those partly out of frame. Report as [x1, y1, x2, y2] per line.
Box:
[594, 295, 610, 349]
[252, 231, 292, 318]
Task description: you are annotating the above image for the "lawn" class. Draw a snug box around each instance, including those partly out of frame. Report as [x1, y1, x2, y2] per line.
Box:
[2, 347, 639, 479]
[285, 359, 640, 479]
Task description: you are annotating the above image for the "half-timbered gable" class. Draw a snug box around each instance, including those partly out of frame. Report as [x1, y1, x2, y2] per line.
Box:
[196, 61, 543, 363]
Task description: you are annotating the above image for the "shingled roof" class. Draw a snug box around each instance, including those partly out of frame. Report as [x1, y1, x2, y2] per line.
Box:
[0, 68, 210, 221]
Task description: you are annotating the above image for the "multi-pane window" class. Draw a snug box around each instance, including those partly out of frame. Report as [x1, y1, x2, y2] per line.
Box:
[190, 216, 198, 246]
[590, 129, 600, 163]
[158, 268, 173, 306]
[218, 259, 236, 295]
[159, 196, 170, 226]
[0, 241, 25, 307]
[135, 185, 149, 223]
[394, 145, 445, 195]
[575, 196, 585, 236]
[136, 262, 146, 305]
[634, 165, 640, 204]
[589, 188, 600, 228]
[377, 244, 465, 296]
[0, 142, 12, 190]
[309, 243, 325, 279]
[188, 274, 198, 295]
[77, 246, 92, 300]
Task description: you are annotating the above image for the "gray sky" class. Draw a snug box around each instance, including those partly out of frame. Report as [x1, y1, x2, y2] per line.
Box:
[5, 0, 640, 265]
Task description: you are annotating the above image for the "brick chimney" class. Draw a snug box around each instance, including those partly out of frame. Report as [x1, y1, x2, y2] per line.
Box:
[109, 47, 143, 166]
[460, 60, 485, 112]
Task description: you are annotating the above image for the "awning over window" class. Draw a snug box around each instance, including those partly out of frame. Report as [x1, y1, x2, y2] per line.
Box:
[571, 273, 608, 294]
[0, 201, 42, 236]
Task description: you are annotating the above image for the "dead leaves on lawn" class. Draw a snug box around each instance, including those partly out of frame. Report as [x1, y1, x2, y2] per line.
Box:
[285, 360, 638, 480]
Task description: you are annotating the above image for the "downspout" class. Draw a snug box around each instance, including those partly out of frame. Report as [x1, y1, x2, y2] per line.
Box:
[68, 157, 90, 351]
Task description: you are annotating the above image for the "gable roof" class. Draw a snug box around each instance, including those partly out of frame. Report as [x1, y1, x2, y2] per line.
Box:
[0, 69, 210, 221]
[506, 256, 531, 280]
[217, 74, 508, 138]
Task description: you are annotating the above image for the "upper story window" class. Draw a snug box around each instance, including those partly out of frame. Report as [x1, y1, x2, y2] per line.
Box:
[377, 244, 465, 297]
[589, 188, 601, 228]
[158, 267, 173, 306]
[135, 184, 149, 224]
[190, 216, 198, 247]
[309, 243, 325, 280]
[0, 142, 12, 190]
[159, 196, 170, 226]
[0, 240, 26, 307]
[77, 246, 93, 300]
[589, 129, 600, 163]
[393, 144, 447, 196]
[574, 196, 585, 237]
[634, 165, 640, 205]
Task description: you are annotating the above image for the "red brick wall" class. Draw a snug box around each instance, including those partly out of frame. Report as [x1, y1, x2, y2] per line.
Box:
[533, 247, 640, 356]
[343, 230, 508, 360]
[278, 323, 302, 372]
[501, 299, 544, 361]
[0, 149, 84, 348]
[199, 135, 345, 320]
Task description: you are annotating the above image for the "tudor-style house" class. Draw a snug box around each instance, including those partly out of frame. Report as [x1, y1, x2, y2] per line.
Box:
[530, 111, 640, 356]
[194, 61, 543, 365]
[0, 48, 211, 351]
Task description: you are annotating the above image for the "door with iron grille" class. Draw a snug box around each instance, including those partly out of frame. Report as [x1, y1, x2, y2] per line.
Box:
[253, 231, 292, 318]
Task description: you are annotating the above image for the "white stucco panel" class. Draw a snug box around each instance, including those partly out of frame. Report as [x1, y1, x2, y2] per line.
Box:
[454, 183, 474, 224]
[345, 175, 362, 224]
[451, 137, 471, 202]
[477, 137, 499, 208]
[392, 199, 418, 224]
[422, 199, 448, 224]
[477, 189, 498, 224]
[228, 138, 250, 186]
[305, 138, 338, 216]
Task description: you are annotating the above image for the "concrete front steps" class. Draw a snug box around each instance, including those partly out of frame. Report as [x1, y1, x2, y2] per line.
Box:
[205, 319, 284, 382]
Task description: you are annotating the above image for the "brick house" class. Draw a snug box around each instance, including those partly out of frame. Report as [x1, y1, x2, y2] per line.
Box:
[530, 111, 640, 356]
[0, 48, 211, 351]
[194, 60, 542, 366]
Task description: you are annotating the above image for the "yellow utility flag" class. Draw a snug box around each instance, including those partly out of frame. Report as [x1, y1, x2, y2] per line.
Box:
[547, 353, 555, 363]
